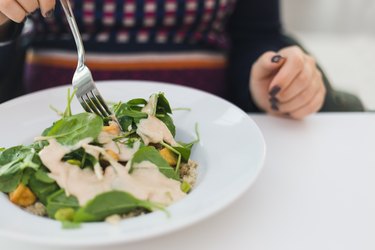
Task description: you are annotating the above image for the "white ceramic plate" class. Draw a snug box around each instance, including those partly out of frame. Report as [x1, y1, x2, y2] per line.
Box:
[0, 80, 266, 247]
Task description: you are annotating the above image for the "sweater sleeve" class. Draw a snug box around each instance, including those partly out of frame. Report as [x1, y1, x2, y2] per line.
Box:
[0, 21, 28, 103]
[226, 0, 364, 112]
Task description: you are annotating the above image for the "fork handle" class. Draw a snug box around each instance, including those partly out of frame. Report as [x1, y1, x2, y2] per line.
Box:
[59, 0, 85, 69]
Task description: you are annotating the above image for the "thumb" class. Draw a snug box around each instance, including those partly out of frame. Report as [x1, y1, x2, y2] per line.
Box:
[0, 12, 9, 26]
[251, 51, 286, 80]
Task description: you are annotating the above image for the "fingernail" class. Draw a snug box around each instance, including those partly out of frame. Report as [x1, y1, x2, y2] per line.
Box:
[271, 103, 279, 111]
[269, 85, 281, 96]
[45, 9, 54, 18]
[28, 10, 38, 16]
[271, 55, 284, 63]
[284, 112, 290, 116]
[269, 97, 279, 103]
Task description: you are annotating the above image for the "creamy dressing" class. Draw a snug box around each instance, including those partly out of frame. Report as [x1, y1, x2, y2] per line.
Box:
[136, 115, 177, 146]
[141, 94, 158, 115]
[98, 131, 141, 161]
[39, 139, 185, 206]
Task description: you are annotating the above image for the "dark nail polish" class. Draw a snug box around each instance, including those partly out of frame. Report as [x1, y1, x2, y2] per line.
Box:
[271, 103, 279, 111]
[269, 85, 281, 96]
[271, 55, 284, 63]
[269, 97, 279, 103]
[45, 9, 54, 18]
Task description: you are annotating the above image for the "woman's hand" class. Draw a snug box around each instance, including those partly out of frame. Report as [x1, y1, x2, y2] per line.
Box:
[0, 0, 55, 25]
[250, 46, 326, 119]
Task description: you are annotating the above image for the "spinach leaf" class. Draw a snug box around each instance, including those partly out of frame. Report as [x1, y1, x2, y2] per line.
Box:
[156, 113, 176, 137]
[62, 148, 97, 169]
[74, 191, 165, 222]
[0, 146, 41, 177]
[0, 145, 43, 192]
[21, 168, 35, 185]
[114, 101, 148, 131]
[118, 115, 134, 132]
[34, 168, 55, 184]
[131, 146, 180, 180]
[117, 109, 148, 119]
[0, 171, 22, 192]
[46, 189, 80, 218]
[30, 140, 49, 153]
[29, 173, 59, 205]
[127, 98, 147, 106]
[46, 113, 103, 146]
[156, 93, 172, 114]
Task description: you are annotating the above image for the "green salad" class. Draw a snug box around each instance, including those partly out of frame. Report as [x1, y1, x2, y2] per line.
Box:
[0, 91, 198, 228]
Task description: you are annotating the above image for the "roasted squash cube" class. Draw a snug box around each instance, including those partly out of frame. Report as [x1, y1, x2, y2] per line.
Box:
[159, 148, 177, 166]
[102, 122, 120, 135]
[9, 184, 36, 207]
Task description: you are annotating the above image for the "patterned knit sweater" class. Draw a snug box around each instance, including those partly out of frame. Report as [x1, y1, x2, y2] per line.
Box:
[25, 0, 237, 98]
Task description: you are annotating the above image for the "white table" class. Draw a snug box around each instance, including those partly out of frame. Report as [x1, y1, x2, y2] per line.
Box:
[2, 113, 375, 250]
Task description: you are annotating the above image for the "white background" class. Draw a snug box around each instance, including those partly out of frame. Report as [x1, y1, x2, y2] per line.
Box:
[282, 0, 375, 110]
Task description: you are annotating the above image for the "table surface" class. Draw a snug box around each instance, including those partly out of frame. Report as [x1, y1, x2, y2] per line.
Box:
[2, 113, 374, 250]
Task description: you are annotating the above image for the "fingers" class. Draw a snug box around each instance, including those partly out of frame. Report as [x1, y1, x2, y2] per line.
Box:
[251, 51, 286, 81]
[0, 12, 9, 25]
[16, 0, 39, 13]
[250, 46, 326, 119]
[277, 55, 316, 103]
[288, 80, 326, 120]
[38, 0, 55, 17]
[0, 0, 26, 23]
[250, 51, 286, 112]
[278, 70, 321, 113]
[268, 46, 305, 96]
[262, 46, 327, 119]
[0, 0, 55, 24]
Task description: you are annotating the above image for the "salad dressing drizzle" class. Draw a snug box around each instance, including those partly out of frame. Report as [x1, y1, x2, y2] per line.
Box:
[39, 139, 185, 206]
[136, 115, 178, 146]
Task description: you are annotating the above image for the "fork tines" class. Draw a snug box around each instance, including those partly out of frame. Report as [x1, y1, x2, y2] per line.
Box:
[80, 88, 112, 118]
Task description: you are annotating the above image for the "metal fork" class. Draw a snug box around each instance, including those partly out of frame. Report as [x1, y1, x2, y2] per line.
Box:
[59, 0, 114, 120]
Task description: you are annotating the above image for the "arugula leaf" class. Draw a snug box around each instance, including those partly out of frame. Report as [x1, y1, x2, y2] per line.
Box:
[46, 113, 103, 146]
[131, 146, 180, 180]
[74, 191, 165, 222]
[0, 147, 4, 152]
[46, 189, 80, 218]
